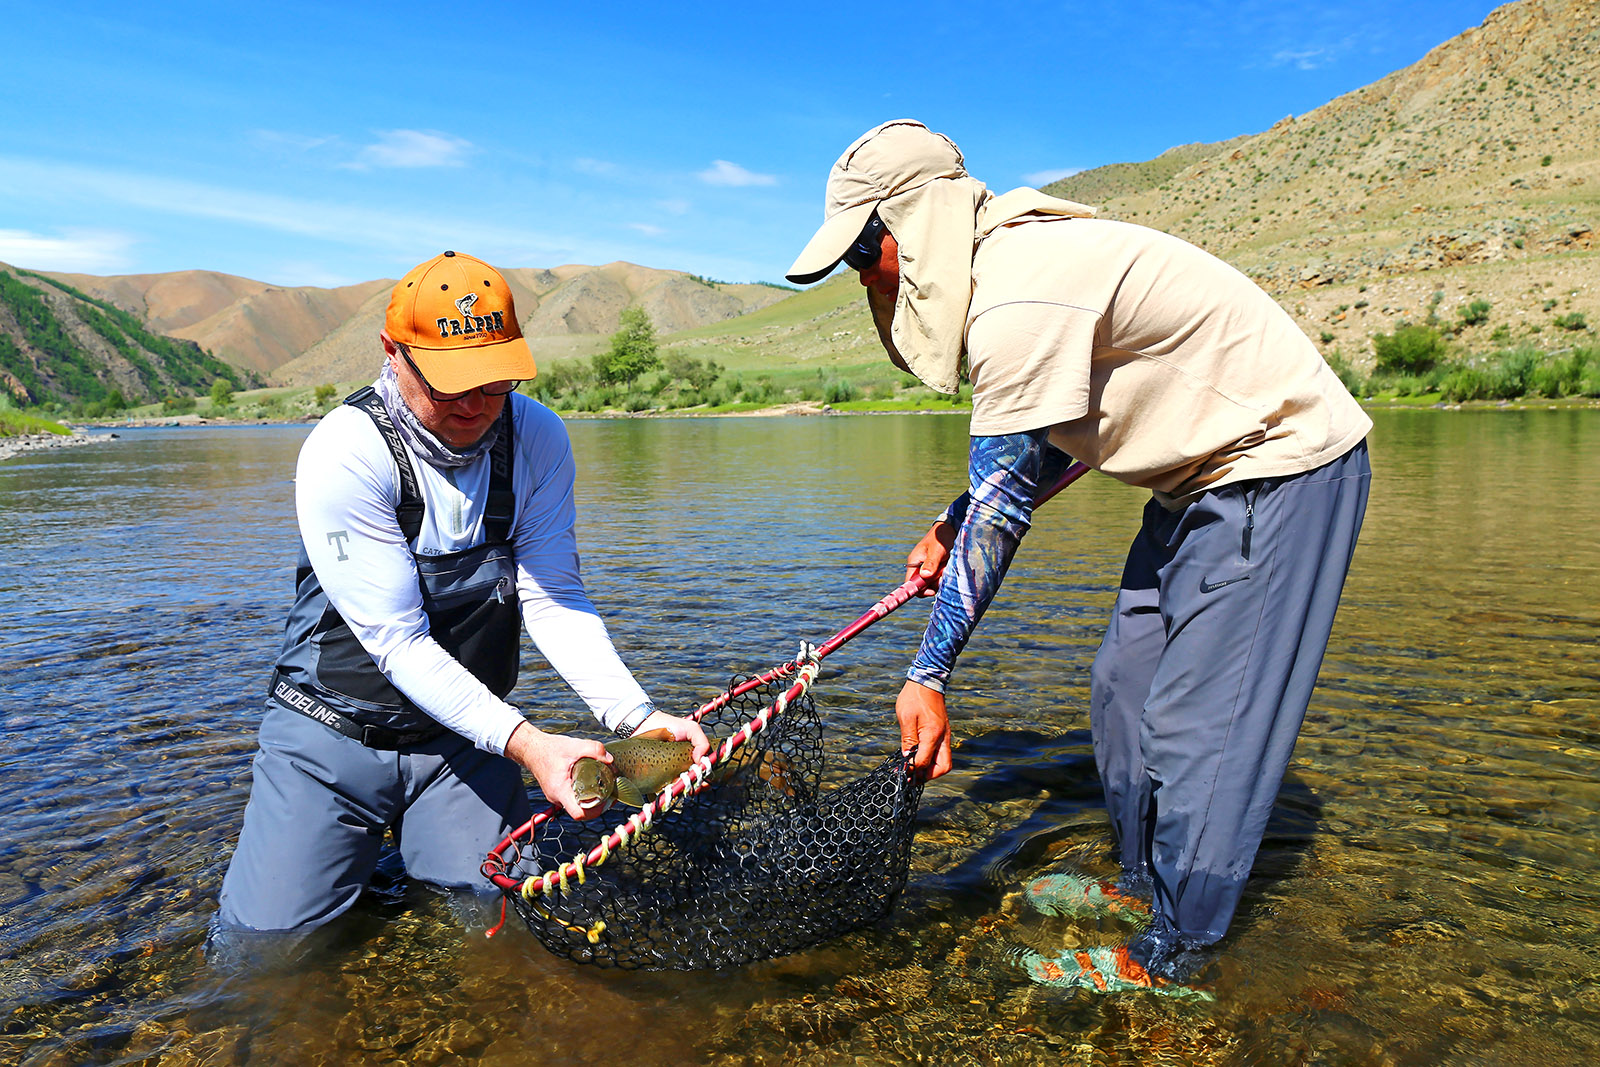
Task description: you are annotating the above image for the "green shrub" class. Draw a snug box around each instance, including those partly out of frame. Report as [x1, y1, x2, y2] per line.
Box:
[1553, 312, 1588, 332]
[823, 378, 859, 404]
[540, 359, 594, 396]
[663, 354, 722, 391]
[1457, 299, 1492, 327]
[1439, 367, 1493, 402]
[209, 379, 234, 408]
[314, 383, 338, 405]
[1372, 325, 1446, 374]
[1324, 351, 1364, 395]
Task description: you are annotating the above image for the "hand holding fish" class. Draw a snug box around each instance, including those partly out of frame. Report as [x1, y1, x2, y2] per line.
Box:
[504, 722, 612, 820]
[628, 709, 712, 755]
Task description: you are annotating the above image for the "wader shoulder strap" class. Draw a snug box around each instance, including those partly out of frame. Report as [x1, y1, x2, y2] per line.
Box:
[485, 403, 515, 544]
[345, 386, 426, 543]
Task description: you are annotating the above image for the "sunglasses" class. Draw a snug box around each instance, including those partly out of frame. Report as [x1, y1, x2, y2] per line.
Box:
[399, 344, 519, 403]
[841, 214, 888, 272]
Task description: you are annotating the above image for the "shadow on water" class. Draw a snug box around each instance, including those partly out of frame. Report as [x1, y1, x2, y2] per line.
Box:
[4, 412, 1600, 1065]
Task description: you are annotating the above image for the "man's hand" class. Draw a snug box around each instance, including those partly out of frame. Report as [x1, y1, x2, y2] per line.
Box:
[504, 721, 611, 820]
[906, 520, 957, 596]
[896, 680, 952, 780]
[627, 709, 711, 759]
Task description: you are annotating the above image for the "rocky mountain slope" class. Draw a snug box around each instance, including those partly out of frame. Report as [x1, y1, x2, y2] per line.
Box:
[0, 263, 251, 407]
[1043, 0, 1598, 364]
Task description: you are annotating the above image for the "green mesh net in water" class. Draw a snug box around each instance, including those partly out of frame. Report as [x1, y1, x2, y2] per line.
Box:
[484, 670, 924, 970]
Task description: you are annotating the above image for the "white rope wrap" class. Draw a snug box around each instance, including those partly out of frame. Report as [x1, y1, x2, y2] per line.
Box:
[524, 640, 827, 901]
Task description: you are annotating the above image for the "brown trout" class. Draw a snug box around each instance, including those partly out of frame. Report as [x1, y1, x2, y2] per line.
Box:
[569, 736, 791, 812]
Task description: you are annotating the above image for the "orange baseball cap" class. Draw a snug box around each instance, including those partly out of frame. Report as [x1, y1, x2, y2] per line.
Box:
[385, 251, 537, 392]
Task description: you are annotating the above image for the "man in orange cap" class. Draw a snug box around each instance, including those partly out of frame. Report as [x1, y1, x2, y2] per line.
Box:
[216, 251, 706, 938]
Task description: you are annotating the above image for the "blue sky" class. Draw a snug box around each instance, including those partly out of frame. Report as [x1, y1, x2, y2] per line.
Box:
[0, 1, 1505, 288]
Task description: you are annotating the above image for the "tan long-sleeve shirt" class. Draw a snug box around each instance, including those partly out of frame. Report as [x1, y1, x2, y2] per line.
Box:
[965, 215, 1370, 505]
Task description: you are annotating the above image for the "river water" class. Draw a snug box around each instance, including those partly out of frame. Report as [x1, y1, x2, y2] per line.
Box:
[1, 409, 1597, 1065]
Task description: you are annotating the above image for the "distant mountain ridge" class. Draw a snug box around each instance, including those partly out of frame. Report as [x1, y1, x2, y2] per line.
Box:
[40, 260, 790, 390]
[0, 263, 251, 408]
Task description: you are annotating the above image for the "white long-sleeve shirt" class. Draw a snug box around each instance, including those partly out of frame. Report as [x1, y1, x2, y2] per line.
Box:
[293, 393, 649, 754]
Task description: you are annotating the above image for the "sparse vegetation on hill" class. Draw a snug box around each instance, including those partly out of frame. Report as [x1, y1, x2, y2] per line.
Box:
[1042, 0, 1598, 377]
[0, 267, 252, 413]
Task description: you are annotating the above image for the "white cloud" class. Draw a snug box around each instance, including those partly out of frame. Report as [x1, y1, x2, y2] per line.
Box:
[251, 129, 339, 154]
[627, 222, 666, 237]
[657, 198, 691, 216]
[350, 129, 473, 169]
[0, 156, 573, 263]
[1271, 47, 1330, 70]
[0, 228, 134, 272]
[698, 160, 777, 187]
[1024, 167, 1084, 186]
[574, 157, 620, 177]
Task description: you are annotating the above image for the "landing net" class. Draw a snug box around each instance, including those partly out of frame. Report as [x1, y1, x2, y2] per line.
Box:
[482, 581, 935, 971]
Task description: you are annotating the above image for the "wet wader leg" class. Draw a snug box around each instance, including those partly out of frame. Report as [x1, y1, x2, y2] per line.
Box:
[393, 736, 531, 890]
[1138, 443, 1370, 962]
[1090, 501, 1170, 881]
[218, 707, 405, 931]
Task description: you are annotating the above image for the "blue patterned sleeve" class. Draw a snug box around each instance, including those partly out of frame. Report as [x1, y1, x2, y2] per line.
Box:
[907, 430, 1073, 692]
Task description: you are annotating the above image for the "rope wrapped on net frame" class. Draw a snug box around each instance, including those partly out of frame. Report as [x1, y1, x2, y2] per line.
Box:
[481, 579, 931, 970]
[483, 462, 1092, 970]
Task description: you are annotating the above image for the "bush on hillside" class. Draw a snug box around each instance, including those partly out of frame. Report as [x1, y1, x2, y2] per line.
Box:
[1456, 299, 1492, 327]
[1324, 350, 1365, 395]
[823, 378, 859, 404]
[1372, 325, 1447, 374]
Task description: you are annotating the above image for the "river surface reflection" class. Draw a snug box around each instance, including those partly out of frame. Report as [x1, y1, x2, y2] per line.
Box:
[1, 409, 1597, 1064]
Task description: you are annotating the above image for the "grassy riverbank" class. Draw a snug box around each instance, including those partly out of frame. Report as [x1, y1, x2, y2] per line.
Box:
[0, 400, 71, 438]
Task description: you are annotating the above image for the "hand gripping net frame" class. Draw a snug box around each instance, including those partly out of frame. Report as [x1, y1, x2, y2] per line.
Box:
[482, 577, 932, 971]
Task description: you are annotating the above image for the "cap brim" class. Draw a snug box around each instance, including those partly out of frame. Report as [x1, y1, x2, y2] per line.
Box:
[407, 333, 537, 392]
[785, 202, 878, 284]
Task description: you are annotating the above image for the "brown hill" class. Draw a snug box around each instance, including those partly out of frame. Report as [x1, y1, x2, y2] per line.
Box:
[1043, 0, 1599, 365]
[42, 270, 389, 377]
[272, 262, 789, 387]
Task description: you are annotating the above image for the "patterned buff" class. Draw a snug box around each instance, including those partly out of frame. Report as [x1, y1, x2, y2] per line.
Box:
[374, 361, 501, 470]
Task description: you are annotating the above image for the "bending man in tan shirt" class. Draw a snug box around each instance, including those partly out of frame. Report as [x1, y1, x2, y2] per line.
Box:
[788, 120, 1371, 987]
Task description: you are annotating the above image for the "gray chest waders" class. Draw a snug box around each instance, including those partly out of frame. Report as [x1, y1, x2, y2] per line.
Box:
[270, 388, 519, 748]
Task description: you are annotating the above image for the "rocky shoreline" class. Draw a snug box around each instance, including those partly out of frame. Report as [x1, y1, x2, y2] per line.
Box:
[0, 431, 100, 463]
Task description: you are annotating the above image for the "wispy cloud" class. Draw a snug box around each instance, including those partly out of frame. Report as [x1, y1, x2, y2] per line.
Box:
[0, 156, 572, 263]
[1264, 31, 1361, 70]
[574, 157, 620, 177]
[1271, 46, 1331, 70]
[0, 227, 134, 272]
[657, 198, 691, 216]
[1024, 167, 1084, 186]
[348, 129, 473, 169]
[698, 160, 777, 187]
[627, 222, 666, 237]
[251, 129, 340, 154]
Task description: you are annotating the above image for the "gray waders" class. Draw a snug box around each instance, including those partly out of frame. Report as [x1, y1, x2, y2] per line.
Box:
[218, 389, 531, 932]
[1089, 441, 1370, 977]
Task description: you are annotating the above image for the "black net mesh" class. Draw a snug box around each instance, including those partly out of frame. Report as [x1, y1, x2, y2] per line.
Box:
[492, 674, 924, 970]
